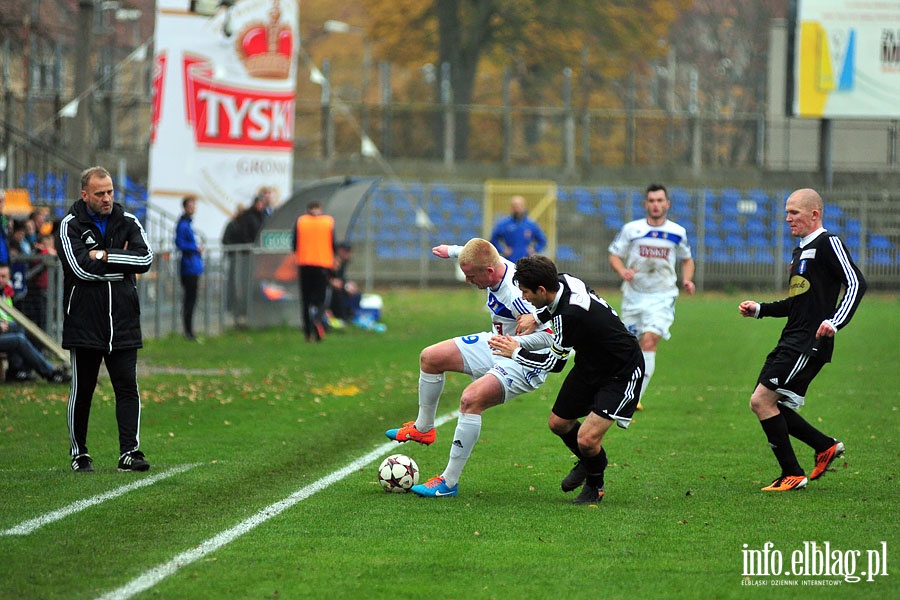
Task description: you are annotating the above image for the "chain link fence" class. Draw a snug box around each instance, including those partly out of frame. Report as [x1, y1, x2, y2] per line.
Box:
[4, 182, 897, 350]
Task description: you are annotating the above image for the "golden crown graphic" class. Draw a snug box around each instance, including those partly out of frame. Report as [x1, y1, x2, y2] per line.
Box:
[236, 0, 293, 79]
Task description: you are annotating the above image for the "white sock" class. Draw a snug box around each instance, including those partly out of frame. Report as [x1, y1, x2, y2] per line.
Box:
[442, 413, 482, 487]
[414, 371, 444, 432]
[640, 350, 656, 400]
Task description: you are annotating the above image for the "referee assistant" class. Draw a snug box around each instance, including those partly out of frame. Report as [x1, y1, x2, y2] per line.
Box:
[739, 188, 866, 492]
[57, 166, 154, 473]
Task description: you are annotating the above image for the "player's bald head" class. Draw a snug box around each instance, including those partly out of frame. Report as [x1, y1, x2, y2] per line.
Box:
[788, 188, 824, 213]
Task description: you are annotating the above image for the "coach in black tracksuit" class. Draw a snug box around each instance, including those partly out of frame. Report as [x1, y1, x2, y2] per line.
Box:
[489, 256, 644, 505]
[57, 166, 154, 473]
[740, 188, 866, 492]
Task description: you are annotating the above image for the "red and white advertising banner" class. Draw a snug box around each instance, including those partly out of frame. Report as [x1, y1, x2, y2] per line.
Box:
[148, 0, 298, 243]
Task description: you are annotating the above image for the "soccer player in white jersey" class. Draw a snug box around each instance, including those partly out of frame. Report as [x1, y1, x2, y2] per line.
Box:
[608, 183, 695, 409]
[385, 238, 554, 497]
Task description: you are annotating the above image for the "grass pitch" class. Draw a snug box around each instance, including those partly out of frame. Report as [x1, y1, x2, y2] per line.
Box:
[0, 288, 897, 599]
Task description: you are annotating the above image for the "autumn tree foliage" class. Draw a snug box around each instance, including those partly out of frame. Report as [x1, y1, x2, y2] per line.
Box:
[359, 0, 690, 160]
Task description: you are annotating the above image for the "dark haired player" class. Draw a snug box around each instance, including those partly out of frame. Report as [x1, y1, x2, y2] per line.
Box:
[608, 183, 694, 410]
[490, 256, 644, 505]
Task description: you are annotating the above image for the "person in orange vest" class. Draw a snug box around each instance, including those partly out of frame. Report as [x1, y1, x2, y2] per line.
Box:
[292, 201, 334, 342]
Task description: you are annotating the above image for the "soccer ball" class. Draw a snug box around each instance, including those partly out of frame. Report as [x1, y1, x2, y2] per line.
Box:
[378, 454, 419, 493]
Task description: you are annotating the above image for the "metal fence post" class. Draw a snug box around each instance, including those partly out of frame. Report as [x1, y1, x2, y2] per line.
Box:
[441, 62, 454, 170]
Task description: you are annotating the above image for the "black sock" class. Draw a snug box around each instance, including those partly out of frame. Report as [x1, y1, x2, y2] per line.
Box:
[779, 405, 834, 453]
[582, 447, 608, 487]
[559, 421, 583, 459]
[759, 414, 804, 477]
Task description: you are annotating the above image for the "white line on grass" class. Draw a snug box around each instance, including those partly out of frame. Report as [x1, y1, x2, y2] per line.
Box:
[1, 463, 202, 536]
[96, 411, 459, 600]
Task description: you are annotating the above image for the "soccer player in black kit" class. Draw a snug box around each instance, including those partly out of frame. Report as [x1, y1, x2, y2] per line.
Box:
[490, 256, 644, 505]
[739, 188, 866, 492]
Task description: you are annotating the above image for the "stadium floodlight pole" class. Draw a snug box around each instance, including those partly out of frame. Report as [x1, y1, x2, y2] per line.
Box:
[74, 0, 96, 166]
[322, 20, 371, 137]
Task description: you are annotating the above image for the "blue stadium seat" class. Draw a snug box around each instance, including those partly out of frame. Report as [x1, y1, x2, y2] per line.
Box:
[708, 249, 731, 263]
[733, 248, 753, 263]
[376, 243, 395, 259]
[556, 245, 580, 261]
[868, 234, 892, 250]
[721, 187, 742, 202]
[748, 233, 770, 248]
[596, 187, 618, 206]
[461, 197, 480, 214]
[782, 248, 793, 264]
[724, 232, 744, 248]
[604, 215, 624, 230]
[752, 247, 774, 262]
[574, 187, 598, 215]
[722, 219, 743, 234]
[704, 234, 724, 249]
[870, 250, 892, 265]
[627, 189, 644, 216]
[670, 187, 691, 206]
[745, 218, 768, 235]
[747, 188, 769, 204]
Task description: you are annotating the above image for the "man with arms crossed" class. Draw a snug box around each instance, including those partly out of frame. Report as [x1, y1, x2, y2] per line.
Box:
[739, 188, 865, 491]
[608, 183, 694, 409]
[385, 238, 553, 498]
[58, 166, 153, 472]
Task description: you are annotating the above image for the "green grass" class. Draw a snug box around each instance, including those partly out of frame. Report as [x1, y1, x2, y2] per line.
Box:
[1, 288, 897, 599]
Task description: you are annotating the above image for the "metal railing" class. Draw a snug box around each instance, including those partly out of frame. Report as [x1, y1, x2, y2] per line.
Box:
[6, 183, 897, 349]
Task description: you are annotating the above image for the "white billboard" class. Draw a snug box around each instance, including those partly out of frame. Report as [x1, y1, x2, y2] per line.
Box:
[148, 0, 298, 243]
[791, 0, 900, 118]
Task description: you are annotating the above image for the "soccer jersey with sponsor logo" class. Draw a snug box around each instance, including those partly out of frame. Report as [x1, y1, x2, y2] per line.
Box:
[758, 230, 866, 362]
[608, 219, 692, 296]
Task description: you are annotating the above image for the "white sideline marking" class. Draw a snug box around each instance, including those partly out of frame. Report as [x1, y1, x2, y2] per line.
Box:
[1, 463, 202, 536]
[96, 412, 459, 600]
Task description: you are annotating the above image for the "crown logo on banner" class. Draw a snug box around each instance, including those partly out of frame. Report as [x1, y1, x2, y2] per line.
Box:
[236, 0, 293, 79]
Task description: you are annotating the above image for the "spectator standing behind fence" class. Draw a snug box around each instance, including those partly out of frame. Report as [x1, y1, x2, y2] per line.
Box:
[490, 195, 547, 262]
[608, 183, 694, 411]
[222, 190, 270, 327]
[57, 166, 154, 473]
[739, 188, 866, 492]
[21, 232, 55, 332]
[221, 203, 245, 321]
[175, 195, 204, 341]
[293, 201, 334, 342]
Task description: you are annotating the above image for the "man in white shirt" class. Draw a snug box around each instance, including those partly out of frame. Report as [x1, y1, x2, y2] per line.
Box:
[385, 238, 553, 498]
[608, 184, 695, 409]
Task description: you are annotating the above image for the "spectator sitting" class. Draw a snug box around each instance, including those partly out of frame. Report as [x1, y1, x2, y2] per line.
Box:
[327, 242, 361, 329]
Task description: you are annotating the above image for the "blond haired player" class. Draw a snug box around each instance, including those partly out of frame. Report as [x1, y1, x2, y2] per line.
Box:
[385, 238, 553, 497]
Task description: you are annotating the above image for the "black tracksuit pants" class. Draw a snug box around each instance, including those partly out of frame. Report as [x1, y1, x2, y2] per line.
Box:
[67, 347, 141, 457]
